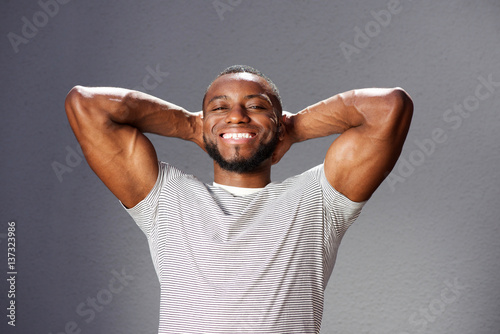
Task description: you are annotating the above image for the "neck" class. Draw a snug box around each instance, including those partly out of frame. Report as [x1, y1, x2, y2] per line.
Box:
[213, 162, 272, 188]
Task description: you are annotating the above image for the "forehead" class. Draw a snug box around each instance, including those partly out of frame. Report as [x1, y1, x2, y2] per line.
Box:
[205, 73, 273, 103]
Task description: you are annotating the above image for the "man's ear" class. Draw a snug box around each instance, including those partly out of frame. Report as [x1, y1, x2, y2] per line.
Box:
[278, 116, 287, 140]
[279, 123, 285, 140]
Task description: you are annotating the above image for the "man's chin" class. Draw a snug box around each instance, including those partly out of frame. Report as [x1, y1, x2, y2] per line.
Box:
[203, 134, 278, 173]
[211, 153, 265, 174]
[206, 146, 273, 173]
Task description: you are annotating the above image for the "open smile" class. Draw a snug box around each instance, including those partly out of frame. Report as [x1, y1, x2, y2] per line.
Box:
[221, 132, 256, 139]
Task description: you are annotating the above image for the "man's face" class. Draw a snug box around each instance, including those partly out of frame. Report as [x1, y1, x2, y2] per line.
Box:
[202, 73, 281, 173]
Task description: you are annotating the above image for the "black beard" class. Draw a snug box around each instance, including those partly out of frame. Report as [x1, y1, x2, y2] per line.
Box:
[203, 133, 279, 173]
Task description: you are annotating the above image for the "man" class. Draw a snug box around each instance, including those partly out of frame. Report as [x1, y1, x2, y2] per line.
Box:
[65, 65, 413, 333]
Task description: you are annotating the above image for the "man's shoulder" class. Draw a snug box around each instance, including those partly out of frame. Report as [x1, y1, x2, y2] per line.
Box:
[154, 161, 209, 196]
[158, 161, 201, 182]
[263, 164, 325, 196]
[280, 164, 324, 184]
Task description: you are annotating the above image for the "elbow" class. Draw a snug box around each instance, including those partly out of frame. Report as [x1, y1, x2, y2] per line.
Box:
[65, 85, 88, 117]
[361, 87, 413, 141]
[388, 87, 413, 120]
[64, 85, 98, 136]
[382, 87, 414, 135]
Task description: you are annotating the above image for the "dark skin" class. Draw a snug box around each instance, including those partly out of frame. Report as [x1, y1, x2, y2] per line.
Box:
[202, 73, 284, 187]
[65, 73, 413, 208]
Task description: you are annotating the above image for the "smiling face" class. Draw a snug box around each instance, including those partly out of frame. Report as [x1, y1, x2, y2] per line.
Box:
[202, 73, 282, 173]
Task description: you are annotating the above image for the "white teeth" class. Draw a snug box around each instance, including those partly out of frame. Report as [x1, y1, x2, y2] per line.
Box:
[222, 133, 253, 139]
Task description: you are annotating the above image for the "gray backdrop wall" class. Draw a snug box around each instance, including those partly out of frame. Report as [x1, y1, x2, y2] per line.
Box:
[1, 0, 499, 333]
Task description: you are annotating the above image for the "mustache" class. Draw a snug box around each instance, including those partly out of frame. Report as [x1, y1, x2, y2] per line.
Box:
[203, 131, 280, 173]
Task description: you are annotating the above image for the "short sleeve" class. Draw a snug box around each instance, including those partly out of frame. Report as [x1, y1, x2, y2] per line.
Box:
[120, 161, 170, 236]
[316, 164, 366, 240]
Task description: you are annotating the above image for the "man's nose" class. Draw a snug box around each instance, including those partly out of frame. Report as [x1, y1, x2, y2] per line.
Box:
[225, 105, 250, 124]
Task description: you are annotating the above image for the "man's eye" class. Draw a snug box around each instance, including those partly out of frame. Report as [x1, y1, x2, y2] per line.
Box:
[212, 106, 227, 111]
[248, 105, 265, 110]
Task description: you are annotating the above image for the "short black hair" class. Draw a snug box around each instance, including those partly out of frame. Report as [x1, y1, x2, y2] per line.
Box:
[203, 65, 283, 115]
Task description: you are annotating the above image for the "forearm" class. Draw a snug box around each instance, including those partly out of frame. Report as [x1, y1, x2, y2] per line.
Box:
[289, 87, 412, 143]
[66, 86, 200, 142]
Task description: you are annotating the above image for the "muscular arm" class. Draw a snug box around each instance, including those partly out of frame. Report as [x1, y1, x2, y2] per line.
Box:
[65, 86, 203, 208]
[280, 88, 413, 202]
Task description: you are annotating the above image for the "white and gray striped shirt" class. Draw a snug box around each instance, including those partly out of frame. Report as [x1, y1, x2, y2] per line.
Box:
[124, 162, 365, 333]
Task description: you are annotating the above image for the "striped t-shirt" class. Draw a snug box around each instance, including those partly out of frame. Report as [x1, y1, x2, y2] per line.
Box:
[124, 161, 365, 333]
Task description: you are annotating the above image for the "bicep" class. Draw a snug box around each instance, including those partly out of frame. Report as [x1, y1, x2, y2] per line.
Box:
[66, 94, 159, 208]
[324, 126, 402, 202]
[324, 91, 413, 202]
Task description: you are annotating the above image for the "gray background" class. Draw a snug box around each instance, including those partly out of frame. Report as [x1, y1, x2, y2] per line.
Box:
[1, 0, 499, 333]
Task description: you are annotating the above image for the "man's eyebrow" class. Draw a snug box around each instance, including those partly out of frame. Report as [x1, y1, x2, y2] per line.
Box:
[206, 94, 272, 105]
[244, 94, 272, 104]
[207, 95, 229, 105]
